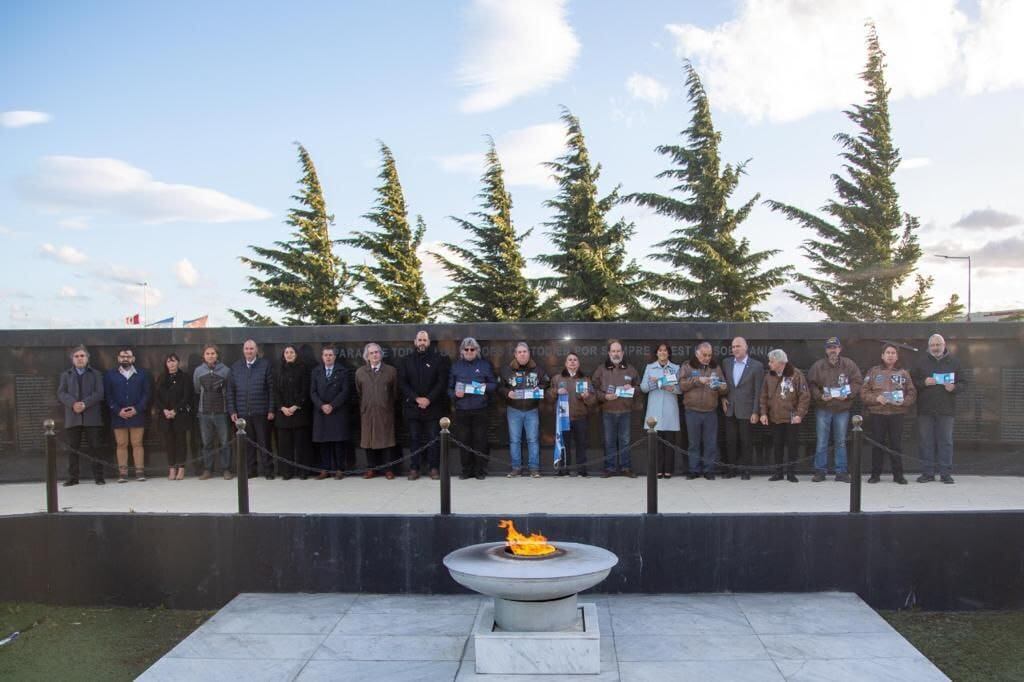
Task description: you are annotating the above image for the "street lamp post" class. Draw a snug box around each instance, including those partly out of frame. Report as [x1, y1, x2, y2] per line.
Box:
[933, 255, 971, 322]
[136, 281, 149, 326]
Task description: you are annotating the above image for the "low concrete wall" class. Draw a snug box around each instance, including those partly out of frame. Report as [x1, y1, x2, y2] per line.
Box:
[2, 511, 1020, 611]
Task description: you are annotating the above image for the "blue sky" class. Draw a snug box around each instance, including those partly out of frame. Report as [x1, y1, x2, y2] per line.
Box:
[2, 0, 1022, 328]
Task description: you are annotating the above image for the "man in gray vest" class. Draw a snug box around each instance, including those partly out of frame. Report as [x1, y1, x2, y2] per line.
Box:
[720, 337, 764, 480]
[56, 345, 106, 486]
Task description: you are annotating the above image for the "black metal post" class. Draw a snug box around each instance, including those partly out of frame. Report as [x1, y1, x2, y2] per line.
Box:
[44, 419, 58, 513]
[850, 414, 863, 513]
[646, 416, 658, 515]
[439, 417, 451, 515]
[235, 418, 249, 515]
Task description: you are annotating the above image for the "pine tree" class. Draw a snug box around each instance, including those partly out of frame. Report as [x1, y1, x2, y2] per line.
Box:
[766, 25, 961, 321]
[430, 138, 540, 322]
[342, 143, 431, 323]
[534, 109, 651, 321]
[231, 143, 351, 326]
[625, 63, 791, 321]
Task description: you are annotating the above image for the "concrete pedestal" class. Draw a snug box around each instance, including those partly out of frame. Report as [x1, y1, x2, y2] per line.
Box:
[473, 602, 600, 675]
[494, 594, 578, 632]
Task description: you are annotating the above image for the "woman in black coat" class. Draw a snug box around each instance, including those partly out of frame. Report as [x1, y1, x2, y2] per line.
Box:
[155, 353, 193, 480]
[274, 345, 312, 480]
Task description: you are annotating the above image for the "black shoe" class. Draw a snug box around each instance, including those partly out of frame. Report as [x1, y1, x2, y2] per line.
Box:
[722, 472, 735, 479]
[579, 470, 589, 478]
[686, 473, 699, 480]
[704, 473, 715, 481]
[787, 474, 799, 483]
[282, 474, 293, 481]
[299, 474, 308, 480]
[941, 474, 955, 484]
[740, 472, 751, 481]
[600, 470, 615, 478]
[458, 474, 471, 480]
[623, 469, 636, 478]
[916, 474, 935, 483]
[62, 479, 79, 487]
[894, 476, 908, 485]
[835, 473, 851, 483]
[768, 473, 783, 481]
[265, 474, 275, 481]
[556, 470, 567, 477]
[811, 472, 826, 482]
[867, 474, 880, 484]
[95, 478, 106, 485]
[475, 473, 486, 480]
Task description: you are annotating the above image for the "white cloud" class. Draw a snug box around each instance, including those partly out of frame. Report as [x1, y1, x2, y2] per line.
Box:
[898, 157, 931, 171]
[962, 0, 1024, 94]
[667, 0, 967, 123]
[953, 208, 1021, 229]
[58, 285, 89, 300]
[40, 243, 88, 265]
[457, 0, 580, 113]
[626, 73, 670, 105]
[57, 216, 90, 230]
[437, 122, 565, 188]
[93, 263, 149, 285]
[1, 110, 51, 128]
[19, 156, 272, 224]
[175, 258, 200, 287]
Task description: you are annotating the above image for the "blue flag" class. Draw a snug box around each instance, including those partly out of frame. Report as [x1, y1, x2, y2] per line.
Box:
[554, 392, 570, 467]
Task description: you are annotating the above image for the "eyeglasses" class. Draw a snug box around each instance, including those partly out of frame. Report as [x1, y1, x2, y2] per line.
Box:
[463, 347, 478, 352]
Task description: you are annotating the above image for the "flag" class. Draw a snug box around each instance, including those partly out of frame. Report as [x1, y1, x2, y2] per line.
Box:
[554, 391, 570, 467]
[125, 313, 140, 326]
[183, 315, 208, 328]
[145, 316, 174, 328]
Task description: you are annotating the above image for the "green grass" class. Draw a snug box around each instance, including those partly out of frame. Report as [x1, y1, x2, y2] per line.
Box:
[882, 610, 1024, 682]
[0, 602, 212, 681]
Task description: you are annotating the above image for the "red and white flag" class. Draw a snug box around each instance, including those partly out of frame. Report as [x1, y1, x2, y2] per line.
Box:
[125, 313, 141, 326]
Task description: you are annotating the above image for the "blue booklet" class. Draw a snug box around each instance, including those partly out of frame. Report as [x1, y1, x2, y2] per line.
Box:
[933, 372, 955, 385]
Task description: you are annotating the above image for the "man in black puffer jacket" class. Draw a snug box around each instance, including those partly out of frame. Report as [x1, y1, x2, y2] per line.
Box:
[398, 330, 450, 480]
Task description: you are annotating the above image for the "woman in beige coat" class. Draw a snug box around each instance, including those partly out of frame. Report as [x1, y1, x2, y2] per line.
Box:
[355, 343, 399, 479]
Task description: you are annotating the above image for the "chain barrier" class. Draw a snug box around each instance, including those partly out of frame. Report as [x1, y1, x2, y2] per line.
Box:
[654, 435, 820, 472]
[56, 439, 230, 476]
[447, 435, 649, 474]
[241, 434, 441, 477]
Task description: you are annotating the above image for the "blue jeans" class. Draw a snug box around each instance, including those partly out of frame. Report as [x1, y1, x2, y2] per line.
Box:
[602, 411, 632, 471]
[917, 414, 954, 476]
[814, 409, 850, 474]
[685, 410, 718, 474]
[198, 413, 231, 473]
[507, 407, 540, 471]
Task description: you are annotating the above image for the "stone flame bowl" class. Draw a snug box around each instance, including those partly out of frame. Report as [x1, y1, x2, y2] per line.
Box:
[443, 541, 618, 602]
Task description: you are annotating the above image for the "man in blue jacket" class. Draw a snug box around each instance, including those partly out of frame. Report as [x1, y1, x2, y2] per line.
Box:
[229, 339, 277, 479]
[57, 345, 106, 486]
[104, 346, 151, 482]
[448, 337, 496, 480]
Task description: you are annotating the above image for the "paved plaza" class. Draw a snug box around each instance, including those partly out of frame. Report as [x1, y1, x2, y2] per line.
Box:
[138, 592, 948, 681]
[1, 475, 1020, 516]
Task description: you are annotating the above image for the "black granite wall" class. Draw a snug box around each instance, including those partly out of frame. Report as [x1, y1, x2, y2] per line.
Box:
[2, 511, 1020, 611]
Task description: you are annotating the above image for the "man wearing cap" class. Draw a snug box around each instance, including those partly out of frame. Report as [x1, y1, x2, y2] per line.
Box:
[807, 337, 863, 482]
[911, 333, 965, 484]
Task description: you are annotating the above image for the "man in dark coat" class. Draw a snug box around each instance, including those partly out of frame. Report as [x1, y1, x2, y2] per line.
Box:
[912, 333, 966, 484]
[721, 337, 764, 480]
[229, 339, 277, 479]
[311, 345, 351, 479]
[56, 344, 106, 486]
[398, 330, 449, 480]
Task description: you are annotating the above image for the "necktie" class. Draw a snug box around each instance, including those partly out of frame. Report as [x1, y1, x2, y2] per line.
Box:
[326, 368, 332, 378]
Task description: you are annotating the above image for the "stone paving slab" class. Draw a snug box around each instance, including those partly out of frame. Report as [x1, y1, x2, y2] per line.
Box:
[138, 592, 949, 681]
[4, 475, 1020, 516]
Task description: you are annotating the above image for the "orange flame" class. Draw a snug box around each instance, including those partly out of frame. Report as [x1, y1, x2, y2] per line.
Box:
[499, 519, 556, 556]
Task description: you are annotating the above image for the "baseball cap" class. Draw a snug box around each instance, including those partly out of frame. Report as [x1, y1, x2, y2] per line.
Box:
[824, 336, 841, 348]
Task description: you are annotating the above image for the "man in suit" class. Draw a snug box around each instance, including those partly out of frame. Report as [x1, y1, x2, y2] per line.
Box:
[56, 345, 106, 486]
[398, 330, 449, 480]
[720, 337, 764, 480]
[311, 345, 352, 479]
